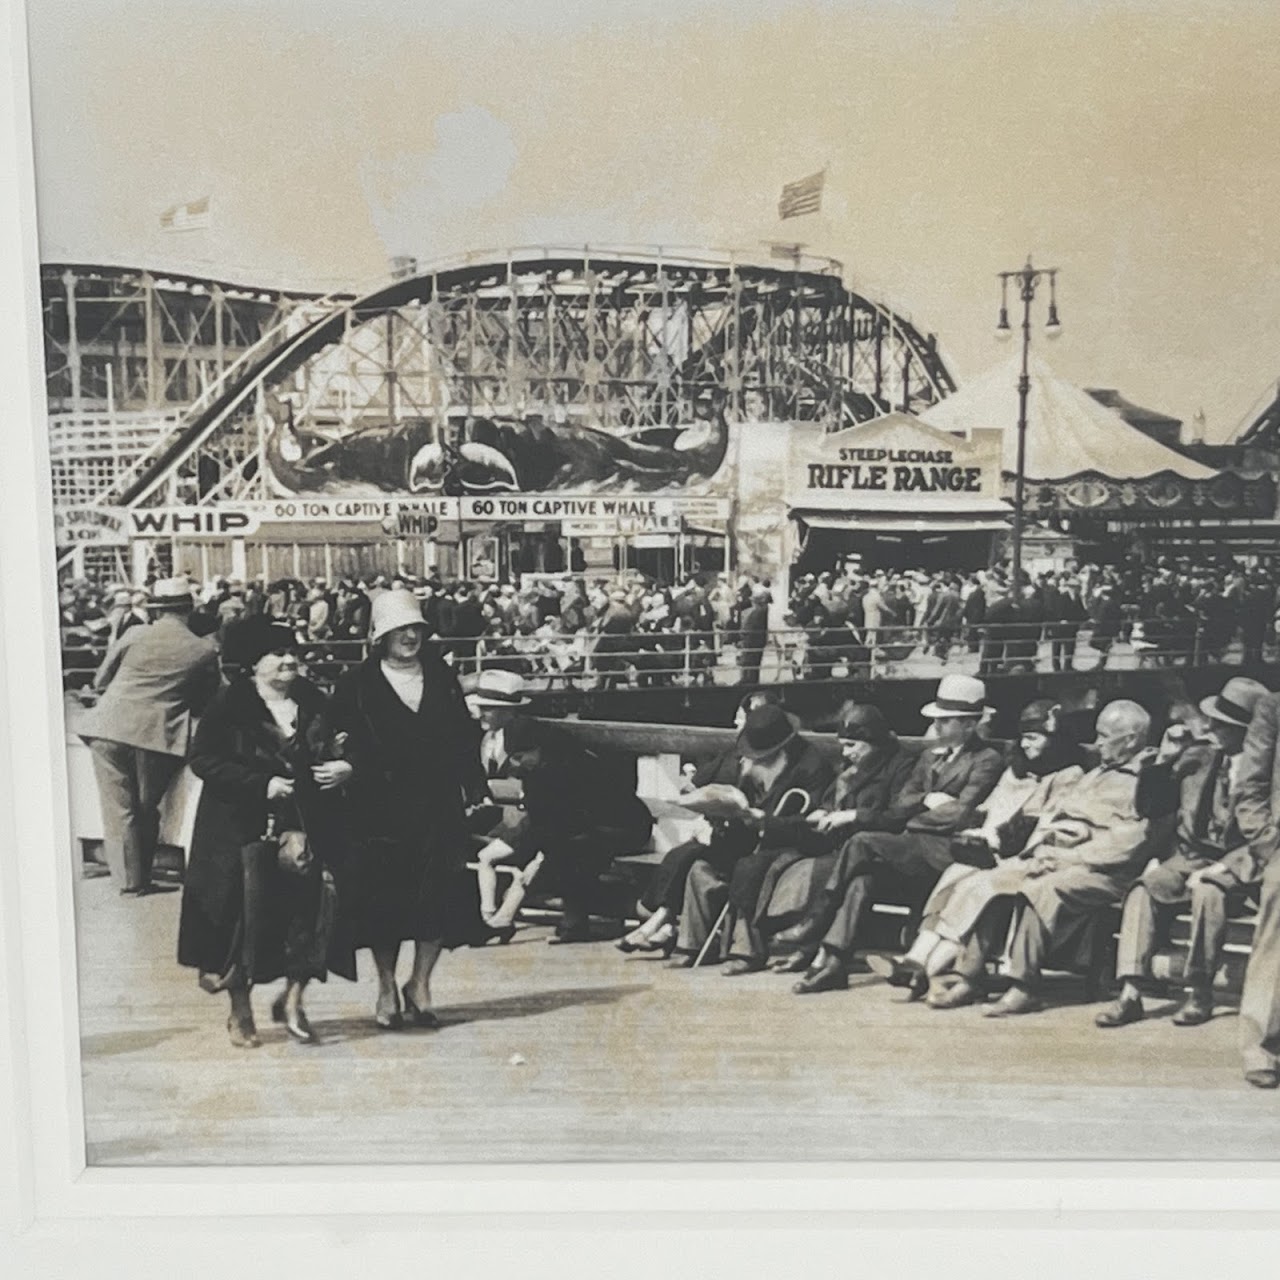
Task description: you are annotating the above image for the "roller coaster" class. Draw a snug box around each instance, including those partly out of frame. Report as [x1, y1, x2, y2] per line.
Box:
[43, 248, 958, 514]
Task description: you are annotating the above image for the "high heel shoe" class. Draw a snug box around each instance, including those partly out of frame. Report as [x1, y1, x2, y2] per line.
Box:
[616, 931, 652, 954]
[401, 985, 442, 1030]
[284, 1006, 319, 1045]
[375, 990, 403, 1032]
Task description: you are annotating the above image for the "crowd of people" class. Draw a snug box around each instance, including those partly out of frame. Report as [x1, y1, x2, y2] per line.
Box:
[73, 570, 1280, 1091]
[60, 549, 1280, 693]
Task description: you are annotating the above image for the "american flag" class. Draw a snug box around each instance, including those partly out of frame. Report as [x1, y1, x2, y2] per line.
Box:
[159, 196, 211, 232]
[777, 170, 824, 220]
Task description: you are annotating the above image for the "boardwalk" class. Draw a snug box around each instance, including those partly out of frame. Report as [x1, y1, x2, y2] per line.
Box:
[74, 874, 1280, 1165]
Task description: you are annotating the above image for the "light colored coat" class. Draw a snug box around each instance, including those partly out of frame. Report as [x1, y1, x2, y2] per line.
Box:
[79, 614, 220, 757]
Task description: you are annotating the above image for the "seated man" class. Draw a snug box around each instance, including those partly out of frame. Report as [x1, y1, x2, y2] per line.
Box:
[668, 705, 834, 967]
[1096, 677, 1269, 1029]
[478, 717, 654, 944]
[869, 698, 1087, 1000]
[790, 674, 1005, 995]
[718, 702, 918, 976]
[618, 690, 786, 955]
[934, 699, 1167, 1017]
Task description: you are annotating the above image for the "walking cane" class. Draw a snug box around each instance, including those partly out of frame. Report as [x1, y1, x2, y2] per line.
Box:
[691, 787, 811, 968]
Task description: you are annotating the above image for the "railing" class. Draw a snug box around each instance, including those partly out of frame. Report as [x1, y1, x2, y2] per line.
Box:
[57, 616, 1269, 693]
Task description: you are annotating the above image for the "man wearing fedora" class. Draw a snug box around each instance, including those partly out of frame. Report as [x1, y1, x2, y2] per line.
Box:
[718, 702, 917, 976]
[79, 577, 221, 894]
[1096, 677, 1270, 1031]
[670, 703, 834, 966]
[791, 673, 1003, 995]
[1228, 686, 1280, 1088]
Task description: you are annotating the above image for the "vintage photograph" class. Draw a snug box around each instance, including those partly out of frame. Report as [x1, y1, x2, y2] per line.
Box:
[23, 0, 1280, 1164]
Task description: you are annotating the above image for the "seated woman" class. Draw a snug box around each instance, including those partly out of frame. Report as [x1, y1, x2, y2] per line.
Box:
[178, 617, 356, 1048]
[866, 699, 1085, 1001]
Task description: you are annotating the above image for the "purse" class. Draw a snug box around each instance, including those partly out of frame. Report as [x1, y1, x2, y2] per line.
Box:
[264, 811, 314, 876]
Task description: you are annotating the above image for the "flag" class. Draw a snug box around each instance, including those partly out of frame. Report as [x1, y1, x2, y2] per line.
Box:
[778, 170, 824, 220]
[768, 241, 805, 262]
[159, 196, 211, 232]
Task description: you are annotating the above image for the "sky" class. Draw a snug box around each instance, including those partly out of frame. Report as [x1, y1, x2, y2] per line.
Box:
[23, 0, 1280, 441]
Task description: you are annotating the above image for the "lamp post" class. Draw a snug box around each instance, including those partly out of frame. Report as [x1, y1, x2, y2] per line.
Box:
[995, 258, 1061, 589]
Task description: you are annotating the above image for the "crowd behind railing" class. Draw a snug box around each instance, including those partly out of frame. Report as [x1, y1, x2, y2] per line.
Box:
[59, 553, 1280, 691]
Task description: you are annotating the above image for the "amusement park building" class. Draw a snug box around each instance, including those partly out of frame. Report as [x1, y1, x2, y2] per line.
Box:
[40, 249, 1280, 589]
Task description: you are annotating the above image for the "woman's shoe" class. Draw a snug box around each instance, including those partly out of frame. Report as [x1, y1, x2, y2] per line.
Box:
[615, 932, 648, 954]
[227, 1015, 260, 1050]
[283, 1006, 319, 1045]
[375, 990, 403, 1032]
[401, 986, 442, 1030]
[270, 993, 287, 1025]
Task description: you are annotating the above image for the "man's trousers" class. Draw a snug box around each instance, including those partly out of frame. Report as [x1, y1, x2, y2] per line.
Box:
[1241, 857, 1280, 1075]
[88, 739, 183, 891]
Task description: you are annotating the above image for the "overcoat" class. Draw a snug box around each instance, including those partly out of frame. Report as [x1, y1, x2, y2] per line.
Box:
[328, 652, 489, 949]
[177, 675, 357, 983]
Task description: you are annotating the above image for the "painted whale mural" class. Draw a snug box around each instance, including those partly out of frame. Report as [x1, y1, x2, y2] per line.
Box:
[264, 413, 731, 497]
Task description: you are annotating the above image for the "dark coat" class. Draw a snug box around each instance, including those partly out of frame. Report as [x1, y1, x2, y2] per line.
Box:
[329, 652, 489, 949]
[507, 726, 653, 858]
[178, 676, 356, 982]
[871, 733, 1005, 836]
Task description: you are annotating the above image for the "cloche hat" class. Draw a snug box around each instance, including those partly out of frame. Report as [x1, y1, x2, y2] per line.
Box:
[369, 589, 427, 643]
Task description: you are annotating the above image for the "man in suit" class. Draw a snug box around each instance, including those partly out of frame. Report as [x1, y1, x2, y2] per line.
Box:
[79, 578, 221, 894]
[720, 702, 918, 975]
[923, 577, 963, 660]
[485, 716, 653, 943]
[790, 674, 1004, 994]
[1228, 687, 1280, 1088]
[735, 584, 771, 686]
[1097, 677, 1269, 1030]
[669, 704, 835, 967]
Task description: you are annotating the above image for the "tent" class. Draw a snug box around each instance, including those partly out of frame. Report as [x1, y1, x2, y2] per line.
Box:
[920, 353, 1216, 483]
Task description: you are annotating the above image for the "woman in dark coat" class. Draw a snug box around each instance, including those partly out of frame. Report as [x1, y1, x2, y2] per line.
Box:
[178, 617, 356, 1049]
[329, 589, 489, 1031]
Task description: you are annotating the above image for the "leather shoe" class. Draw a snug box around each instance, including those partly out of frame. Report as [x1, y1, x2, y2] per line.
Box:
[1172, 989, 1213, 1027]
[770, 952, 813, 974]
[549, 923, 593, 945]
[1245, 1068, 1280, 1090]
[722, 958, 765, 977]
[1095, 995, 1145, 1028]
[401, 985, 442, 1029]
[666, 952, 697, 969]
[983, 986, 1045, 1018]
[226, 1015, 260, 1049]
[792, 956, 848, 995]
[283, 1006, 319, 1045]
[866, 953, 928, 1000]
[926, 976, 979, 1009]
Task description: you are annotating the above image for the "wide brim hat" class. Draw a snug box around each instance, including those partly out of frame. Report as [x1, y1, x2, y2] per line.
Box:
[921, 674, 987, 719]
[148, 576, 195, 610]
[1199, 677, 1270, 728]
[369, 589, 428, 643]
[222, 617, 297, 669]
[738, 704, 798, 760]
[471, 669, 531, 708]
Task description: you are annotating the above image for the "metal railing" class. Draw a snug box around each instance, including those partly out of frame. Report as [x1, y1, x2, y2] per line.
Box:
[58, 617, 1267, 694]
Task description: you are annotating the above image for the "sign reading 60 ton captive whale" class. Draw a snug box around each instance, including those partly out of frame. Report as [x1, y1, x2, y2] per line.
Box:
[786, 411, 1004, 511]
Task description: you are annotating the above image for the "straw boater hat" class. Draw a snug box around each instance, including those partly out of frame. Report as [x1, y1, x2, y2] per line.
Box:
[470, 669, 531, 708]
[921, 673, 987, 719]
[1199, 677, 1269, 729]
[368, 590, 428, 643]
[148, 577, 195, 611]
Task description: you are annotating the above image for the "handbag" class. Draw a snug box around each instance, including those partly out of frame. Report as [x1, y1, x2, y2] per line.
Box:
[264, 811, 314, 877]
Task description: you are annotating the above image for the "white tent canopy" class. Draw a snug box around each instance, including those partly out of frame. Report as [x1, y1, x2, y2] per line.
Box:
[920, 353, 1216, 482]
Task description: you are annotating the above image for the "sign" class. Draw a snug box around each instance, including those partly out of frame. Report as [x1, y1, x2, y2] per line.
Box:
[786, 411, 1004, 512]
[54, 507, 129, 546]
[118, 494, 733, 539]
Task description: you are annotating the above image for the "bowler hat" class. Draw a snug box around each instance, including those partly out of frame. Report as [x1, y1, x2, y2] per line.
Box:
[837, 704, 890, 744]
[1199, 677, 1270, 728]
[921, 674, 986, 719]
[369, 589, 428, 643]
[222, 617, 296, 669]
[738, 705, 797, 760]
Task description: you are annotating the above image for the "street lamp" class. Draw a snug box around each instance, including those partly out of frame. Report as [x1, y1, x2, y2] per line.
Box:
[996, 258, 1061, 588]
